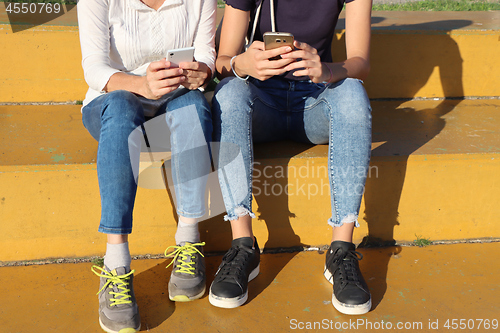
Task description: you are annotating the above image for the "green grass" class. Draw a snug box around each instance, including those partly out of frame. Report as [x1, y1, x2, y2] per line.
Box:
[414, 234, 432, 247]
[91, 257, 104, 267]
[372, 0, 500, 11]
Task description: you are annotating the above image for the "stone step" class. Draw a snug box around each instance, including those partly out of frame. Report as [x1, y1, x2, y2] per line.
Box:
[1, 242, 499, 332]
[0, 9, 499, 102]
[1, 99, 499, 262]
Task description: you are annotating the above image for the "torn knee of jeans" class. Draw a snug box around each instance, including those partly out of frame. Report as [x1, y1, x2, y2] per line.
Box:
[224, 206, 256, 221]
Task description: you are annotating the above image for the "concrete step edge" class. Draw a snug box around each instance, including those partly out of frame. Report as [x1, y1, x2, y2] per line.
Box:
[2, 237, 499, 267]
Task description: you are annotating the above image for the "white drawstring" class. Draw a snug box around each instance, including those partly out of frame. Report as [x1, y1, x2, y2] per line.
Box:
[247, 0, 276, 48]
[247, 1, 262, 47]
[270, 0, 275, 32]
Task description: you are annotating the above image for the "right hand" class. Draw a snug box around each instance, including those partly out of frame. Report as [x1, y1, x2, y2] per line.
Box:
[233, 41, 294, 81]
[142, 59, 186, 100]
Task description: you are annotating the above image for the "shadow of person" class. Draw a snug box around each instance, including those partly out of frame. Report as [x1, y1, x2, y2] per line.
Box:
[132, 157, 223, 329]
[253, 141, 315, 250]
[331, 16, 470, 310]
[134, 259, 175, 330]
[356, 244, 402, 310]
[246, 141, 313, 302]
[363, 97, 463, 309]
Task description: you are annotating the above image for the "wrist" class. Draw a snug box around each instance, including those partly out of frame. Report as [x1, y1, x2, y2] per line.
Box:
[322, 63, 333, 84]
[203, 65, 212, 87]
[141, 76, 155, 99]
[230, 55, 249, 80]
[139, 76, 149, 97]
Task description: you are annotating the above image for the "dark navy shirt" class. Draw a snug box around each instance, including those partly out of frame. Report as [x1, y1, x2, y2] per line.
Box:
[225, 0, 353, 64]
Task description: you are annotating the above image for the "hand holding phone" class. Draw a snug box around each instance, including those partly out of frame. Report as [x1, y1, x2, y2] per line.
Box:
[233, 39, 294, 81]
[165, 46, 208, 90]
[281, 40, 331, 84]
[144, 59, 186, 99]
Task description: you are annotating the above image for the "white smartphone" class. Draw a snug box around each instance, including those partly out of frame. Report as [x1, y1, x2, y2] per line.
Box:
[166, 47, 195, 67]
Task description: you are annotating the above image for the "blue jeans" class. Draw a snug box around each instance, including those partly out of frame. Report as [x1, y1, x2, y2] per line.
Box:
[82, 89, 212, 234]
[212, 77, 372, 227]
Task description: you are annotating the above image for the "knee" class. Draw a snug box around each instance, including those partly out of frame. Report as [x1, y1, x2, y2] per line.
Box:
[191, 90, 212, 119]
[335, 78, 370, 109]
[104, 90, 141, 108]
[189, 91, 213, 142]
[213, 77, 252, 114]
[326, 78, 371, 123]
[169, 89, 211, 117]
[102, 90, 144, 123]
[167, 89, 213, 141]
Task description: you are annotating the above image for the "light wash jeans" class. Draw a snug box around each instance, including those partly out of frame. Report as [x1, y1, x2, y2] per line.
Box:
[82, 89, 212, 234]
[212, 76, 372, 227]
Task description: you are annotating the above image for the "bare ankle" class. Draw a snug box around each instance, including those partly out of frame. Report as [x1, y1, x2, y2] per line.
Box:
[230, 215, 253, 240]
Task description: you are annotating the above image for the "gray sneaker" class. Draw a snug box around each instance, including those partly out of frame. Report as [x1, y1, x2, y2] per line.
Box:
[92, 265, 141, 333]
[165, 242, 206, 301]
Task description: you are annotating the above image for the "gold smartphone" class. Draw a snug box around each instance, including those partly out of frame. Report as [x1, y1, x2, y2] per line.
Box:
[263, 32, 294, 60]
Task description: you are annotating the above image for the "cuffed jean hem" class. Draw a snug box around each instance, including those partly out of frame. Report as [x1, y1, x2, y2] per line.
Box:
[223, 205, 256, 222]
[176, 209, 206, 219]
[327, 213, 360, 229]
[98, 226, 133, 235]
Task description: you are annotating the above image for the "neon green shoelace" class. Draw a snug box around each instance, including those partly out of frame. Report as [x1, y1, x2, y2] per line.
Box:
[91, 265, 134, 306]
[165, 242, 205, 275]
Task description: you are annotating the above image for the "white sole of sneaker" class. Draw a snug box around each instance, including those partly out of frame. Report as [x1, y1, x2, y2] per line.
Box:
[169, 285, 206, 302]
[331, 294, 372, 315]
[99, 318, 140, 333]
[208, 264, 260, 309]
[324, 266, 371, 315]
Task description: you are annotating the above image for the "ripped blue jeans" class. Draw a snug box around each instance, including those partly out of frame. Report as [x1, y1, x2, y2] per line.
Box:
[212, 76, 372, 228]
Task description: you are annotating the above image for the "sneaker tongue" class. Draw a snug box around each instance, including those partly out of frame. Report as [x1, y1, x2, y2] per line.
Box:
[112, 267, 130, 276]
[231, 237, 253, 248]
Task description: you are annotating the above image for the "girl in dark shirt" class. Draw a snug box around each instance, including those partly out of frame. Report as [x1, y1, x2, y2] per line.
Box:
[210, 0, 373, 314]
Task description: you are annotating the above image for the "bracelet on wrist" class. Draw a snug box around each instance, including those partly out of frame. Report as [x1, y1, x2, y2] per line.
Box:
[230, 55, 249, 81]
[323, 63, 333, 84]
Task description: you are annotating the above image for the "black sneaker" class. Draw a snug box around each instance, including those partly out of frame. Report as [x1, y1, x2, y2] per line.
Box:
[209, 237, 260, 308]
[324, 241, 371, 315]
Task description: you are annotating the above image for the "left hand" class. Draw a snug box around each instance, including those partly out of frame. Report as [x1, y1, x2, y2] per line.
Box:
[179, 61, 211, 90]
[281, 41, 331, 83]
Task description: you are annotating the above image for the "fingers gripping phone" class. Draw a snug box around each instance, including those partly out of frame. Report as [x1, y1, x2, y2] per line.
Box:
[166, 47, 195, 67]
[263, 32, 294, 60]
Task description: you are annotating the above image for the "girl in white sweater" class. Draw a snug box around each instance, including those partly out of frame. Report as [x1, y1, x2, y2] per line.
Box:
[78, 0, 216, 331]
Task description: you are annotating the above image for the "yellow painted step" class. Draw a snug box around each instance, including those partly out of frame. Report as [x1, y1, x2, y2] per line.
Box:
[1, 243, 499, 332]
[0, 10, 499, 102]
[336, 11, 500, 99]
[1, 99, 499, 262]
